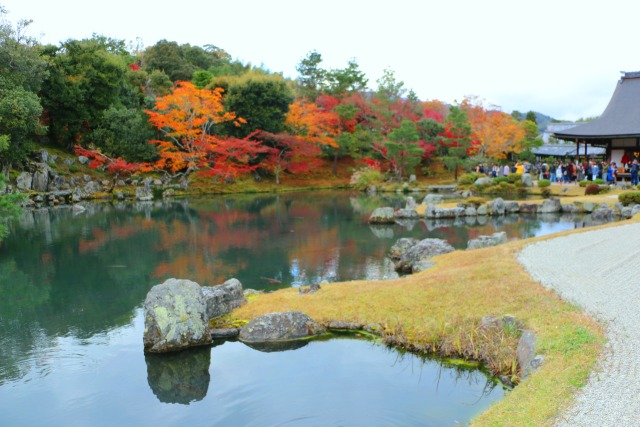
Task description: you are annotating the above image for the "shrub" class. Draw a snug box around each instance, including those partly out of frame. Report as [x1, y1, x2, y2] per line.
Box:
[584, 184, 600, 195]
[537, 179, 550, 188]
[493, 176, 509, 184]
[465, 196, 486, 207]
[619, 191, 640, 206]
[458, 173, 479, 186]
[350, 167, 384, 191]
[507, 173, 522, 184]
[482, 182, 516, 195]
[593, 178, 605, 185]
[579, 180, 589, 187]
[541, 187, 552, 198]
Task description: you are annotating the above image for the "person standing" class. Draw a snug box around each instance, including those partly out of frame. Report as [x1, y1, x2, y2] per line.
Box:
[503, 163, 510, 176]
[606, 162, 616, 184]
[631, 159, 639, 186]
[592, 162, 599, 181]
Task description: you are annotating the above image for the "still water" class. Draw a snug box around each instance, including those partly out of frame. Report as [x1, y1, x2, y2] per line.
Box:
[0, 191, 608, 426]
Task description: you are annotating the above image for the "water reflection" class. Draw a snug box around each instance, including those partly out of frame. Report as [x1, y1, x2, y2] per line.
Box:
[0, 191, 617, 386]
[145, 346, 211, 405]
[143, 338, 504, 426]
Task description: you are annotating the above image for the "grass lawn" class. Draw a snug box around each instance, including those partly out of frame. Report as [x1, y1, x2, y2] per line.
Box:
[231, 213, 638, 425]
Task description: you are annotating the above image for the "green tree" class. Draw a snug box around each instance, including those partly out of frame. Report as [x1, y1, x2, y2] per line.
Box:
[296, 50, 325, 100]
[511, 110, 523, 121]
[324, 59, 368, 95]
[223, 73, 294, 137]
[376, 68, 406, 102]
[441, 106, 473, 180]
[525, 110, 537, 123]
[148, 69, 173, 96]
[384, 120, 424, 178]
[142, 40, 223, 82]
[40, 36, 135, 148]
[0, 7, 48, 169]
[192, 69, 213, 88]
[89, 106, 157, 162]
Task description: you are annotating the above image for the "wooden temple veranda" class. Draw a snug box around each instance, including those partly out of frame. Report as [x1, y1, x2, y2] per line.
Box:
[554, 71, 640, 165]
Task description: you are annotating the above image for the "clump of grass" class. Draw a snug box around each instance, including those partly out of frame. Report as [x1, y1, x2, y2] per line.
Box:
[209, 314, 249, 329]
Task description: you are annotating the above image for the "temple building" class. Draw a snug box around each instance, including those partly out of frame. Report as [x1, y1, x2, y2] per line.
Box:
[554, 71, 640, 165]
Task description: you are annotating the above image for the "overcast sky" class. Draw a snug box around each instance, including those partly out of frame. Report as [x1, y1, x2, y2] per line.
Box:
[3, 0, 639, 121]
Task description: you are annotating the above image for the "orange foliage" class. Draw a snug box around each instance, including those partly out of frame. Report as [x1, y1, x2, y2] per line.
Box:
[461, 96, 525, 159]
[285, 100, 340, 148]
[145, 81, 259, 177]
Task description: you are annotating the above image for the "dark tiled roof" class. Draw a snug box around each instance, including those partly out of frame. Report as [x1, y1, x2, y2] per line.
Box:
[554, 72, 640, 140]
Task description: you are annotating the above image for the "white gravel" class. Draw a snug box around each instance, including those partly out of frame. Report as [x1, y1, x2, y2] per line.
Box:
[518, 222, 640, 426]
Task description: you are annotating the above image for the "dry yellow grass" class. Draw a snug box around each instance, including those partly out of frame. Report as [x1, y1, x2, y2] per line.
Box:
[231, 214, 640, 425]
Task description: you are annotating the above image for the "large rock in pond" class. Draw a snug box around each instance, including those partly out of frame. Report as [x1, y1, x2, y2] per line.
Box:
[388, 237, 419, 260]
[239, 311, 326, 343]
[143, 278, 211, 353]
[394, 238, 454, 274]
[487, 198, 505, 215]
[538, 198, 561, 213]
[394, 208, 419, 219]
[369, 207, 395, 224]
[201, 278, 245, 319]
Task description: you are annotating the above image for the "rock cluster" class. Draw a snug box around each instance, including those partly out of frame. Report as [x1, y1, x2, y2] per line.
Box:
[9, 149, 179, 206]
[143, 278, 246, 353]
[389, 237, 454, 274]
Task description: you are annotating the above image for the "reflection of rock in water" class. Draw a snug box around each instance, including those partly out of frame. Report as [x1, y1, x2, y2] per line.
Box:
[369, 225, 394, 239]
[145, 346, 211, 405]
[242, 340, 309, 353]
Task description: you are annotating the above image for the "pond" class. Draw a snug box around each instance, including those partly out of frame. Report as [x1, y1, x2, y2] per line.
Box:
[0, 191, 614, 425]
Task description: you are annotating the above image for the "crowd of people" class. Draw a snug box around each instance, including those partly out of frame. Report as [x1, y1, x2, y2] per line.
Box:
[473, 158, 640, 186]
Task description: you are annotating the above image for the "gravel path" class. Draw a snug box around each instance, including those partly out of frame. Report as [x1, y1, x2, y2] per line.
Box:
[518, 222, 640, 426]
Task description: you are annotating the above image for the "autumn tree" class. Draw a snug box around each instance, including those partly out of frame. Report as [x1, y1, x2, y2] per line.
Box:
[474, 111, 526, 159]
[145, 81, 264, 180]
[285, 100, 339, 148]
[461, 96, 525, 159]
[256, 131, 322, 185]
